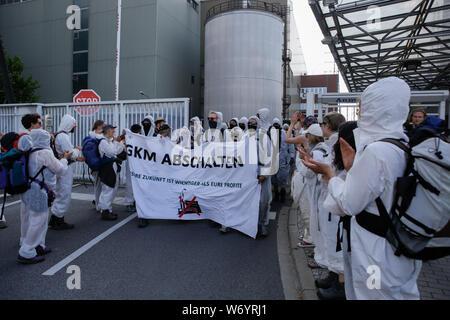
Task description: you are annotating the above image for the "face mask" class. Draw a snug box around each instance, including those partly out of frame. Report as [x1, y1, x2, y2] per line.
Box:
[70, 127, 76, 133]
[209, 120, 217, 129]
[239, 124, 246, 130]
[143, 122, 152, 136]
[229, 123, 237, 129]
[273, 125, 281, 130]
[248, 123, 257, 130]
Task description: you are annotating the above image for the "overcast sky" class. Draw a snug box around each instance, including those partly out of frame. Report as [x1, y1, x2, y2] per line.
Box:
[291, 0, 349, 92]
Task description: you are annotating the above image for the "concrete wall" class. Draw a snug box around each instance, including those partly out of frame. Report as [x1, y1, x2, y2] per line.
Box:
[0, 0, 201, 115]
[156, 0, 201, 117]
[0, 0, 73, 103]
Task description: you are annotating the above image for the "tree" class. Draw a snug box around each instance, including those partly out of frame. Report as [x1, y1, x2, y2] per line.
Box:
[0, 53, 40, 103]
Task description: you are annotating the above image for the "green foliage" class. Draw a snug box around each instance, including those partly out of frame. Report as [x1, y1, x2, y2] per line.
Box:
[0, 53, 40, 103]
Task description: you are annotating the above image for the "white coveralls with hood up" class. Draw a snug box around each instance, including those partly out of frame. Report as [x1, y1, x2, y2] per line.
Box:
[20, 129, 68, 258]
[98, 133, 125, 212]
[239, 117, 248, 132]
[124, 115, 154, 206]
[51, 115, 82, 218]
[17, 130, 34, 244]
[327, 77, 422, 299]
[296, 126, 331, 268]
[272, 117, 295, 189]
[323, 131, 345, 275]
[255, 108, 275, 228]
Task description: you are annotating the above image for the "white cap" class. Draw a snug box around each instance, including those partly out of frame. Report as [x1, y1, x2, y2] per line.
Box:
[304, 124, 323, 137]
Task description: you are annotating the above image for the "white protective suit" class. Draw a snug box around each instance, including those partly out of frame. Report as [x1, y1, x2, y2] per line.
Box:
[124, 115, 154, 206]
[327, 77, 422, 300]
[20, 129, 68, 258]
[51, 115, 82, 218]
[297, 141, 331, 268]
[249, 115, 272, 228]
[203, 111, 225, 143]
[324, 169, 356, 300]
[98, 136, 125, 212]
[272, 118, 295, 188]
[89, 130, 106, 211]
[141, 115, 155, 137]
[18, 131, 33, 245]
[323, 131, 345, 275]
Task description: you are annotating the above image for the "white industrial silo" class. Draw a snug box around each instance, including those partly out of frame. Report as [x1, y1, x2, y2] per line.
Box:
[204, 8, 284, 123]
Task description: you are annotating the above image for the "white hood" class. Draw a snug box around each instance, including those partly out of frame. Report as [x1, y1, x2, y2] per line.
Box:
[58, 115, 76, 133]
[141, 114, 155, 137]
[248, 115, 261, 130]
[208, 111, 223, 129]
[356, 77, 410, 151]
[272, 118, 281, 126]
[239, 117, 248, 131]
[257, 108, 271, 130]
[30, 129, 51, 150]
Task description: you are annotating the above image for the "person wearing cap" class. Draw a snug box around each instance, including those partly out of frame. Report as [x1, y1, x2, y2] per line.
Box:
[153, 117, 166, 137]
[296, 123, 331, 273]
[98, 124, 126, 221]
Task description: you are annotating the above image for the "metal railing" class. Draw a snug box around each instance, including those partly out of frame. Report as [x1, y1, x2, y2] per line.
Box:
[206, 0, 288, 23]
[0, 98, 190, 183]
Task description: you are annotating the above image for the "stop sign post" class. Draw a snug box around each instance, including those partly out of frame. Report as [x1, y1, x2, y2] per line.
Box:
[73, 89, 101, 116]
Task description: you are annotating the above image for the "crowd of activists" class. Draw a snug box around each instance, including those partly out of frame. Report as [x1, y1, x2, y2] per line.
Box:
[1, 76, 448, 301]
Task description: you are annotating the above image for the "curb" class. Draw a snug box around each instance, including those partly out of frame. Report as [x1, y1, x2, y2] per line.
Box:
[280, 206, 319, 300]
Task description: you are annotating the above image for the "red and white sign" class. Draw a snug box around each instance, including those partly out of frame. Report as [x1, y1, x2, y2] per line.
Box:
[73, 89, 101, 116]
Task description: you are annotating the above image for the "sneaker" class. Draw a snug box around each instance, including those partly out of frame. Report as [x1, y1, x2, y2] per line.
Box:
[219, 226, 230, 234]
[138, 218, 149, 228]
[315, 271, 338, 289]
[49, 215, 74, 230]
[36, 245, 52, 256]
[317, 281, 346, 300]
[126, 205, 137, 213]
[297, 240, 314, 248]
[101, 210, 118, 221]
[17, 254, 45, 264]
[0, 221, 7, 229]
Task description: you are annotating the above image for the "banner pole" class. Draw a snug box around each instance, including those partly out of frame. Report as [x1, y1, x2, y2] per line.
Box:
[115, 0, 122, 101]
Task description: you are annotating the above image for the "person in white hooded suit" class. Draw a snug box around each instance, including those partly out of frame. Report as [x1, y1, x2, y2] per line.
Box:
[19, 129, 71, 264]
[50, 115, 83, 230]
[303, 77, 422, 300]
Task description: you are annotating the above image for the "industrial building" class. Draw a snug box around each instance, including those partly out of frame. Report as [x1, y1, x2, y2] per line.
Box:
[0, 0, 201, 115]
[200, 0, 308, 122]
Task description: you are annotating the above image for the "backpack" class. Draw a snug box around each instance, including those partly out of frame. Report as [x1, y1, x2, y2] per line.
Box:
[0, 146, 44, 220]
[1, 132, 28, 153]
[51, 131, 65, 158]
[360, 130, 450, 261]
[82, 136, 115, 172]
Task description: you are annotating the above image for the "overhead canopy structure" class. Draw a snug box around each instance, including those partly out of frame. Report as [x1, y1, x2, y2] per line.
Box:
[309, 0, 450, 92]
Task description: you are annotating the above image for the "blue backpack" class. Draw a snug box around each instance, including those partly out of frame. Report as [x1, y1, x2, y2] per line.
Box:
[0, 147, 44, 220]
[82, 136, 115, 172]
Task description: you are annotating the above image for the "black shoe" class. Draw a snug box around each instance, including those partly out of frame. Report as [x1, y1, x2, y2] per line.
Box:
[219, 225, 230, 234]
[101, 210, 118, 221]
[17, 254, 45, 264]
[49, 215, 74, 230]
[36, 245, 52, 256]
[138, 218, 149, 228]
[317, 281, 346, 300]
[0, 221, 7, 229]
[315, 271, 338, 289]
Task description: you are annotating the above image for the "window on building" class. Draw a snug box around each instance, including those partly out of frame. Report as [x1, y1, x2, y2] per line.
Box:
[72, 0, 89, 95]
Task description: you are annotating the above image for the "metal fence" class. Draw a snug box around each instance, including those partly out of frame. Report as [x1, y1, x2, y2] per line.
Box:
[0, 98, 190, 183]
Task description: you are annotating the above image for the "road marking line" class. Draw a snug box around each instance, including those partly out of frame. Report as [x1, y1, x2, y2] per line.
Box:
[42, 213, 137, 276]
[4, 200, 21, 208]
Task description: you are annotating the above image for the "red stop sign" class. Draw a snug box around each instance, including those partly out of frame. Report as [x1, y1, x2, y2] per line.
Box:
[73, 89, 101, 116]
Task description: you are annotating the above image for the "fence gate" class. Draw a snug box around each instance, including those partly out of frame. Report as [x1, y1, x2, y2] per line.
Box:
[0, 98, 190, 184]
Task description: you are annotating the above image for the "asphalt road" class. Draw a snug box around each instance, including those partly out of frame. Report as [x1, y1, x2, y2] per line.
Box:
[0, 185, 285, 300]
